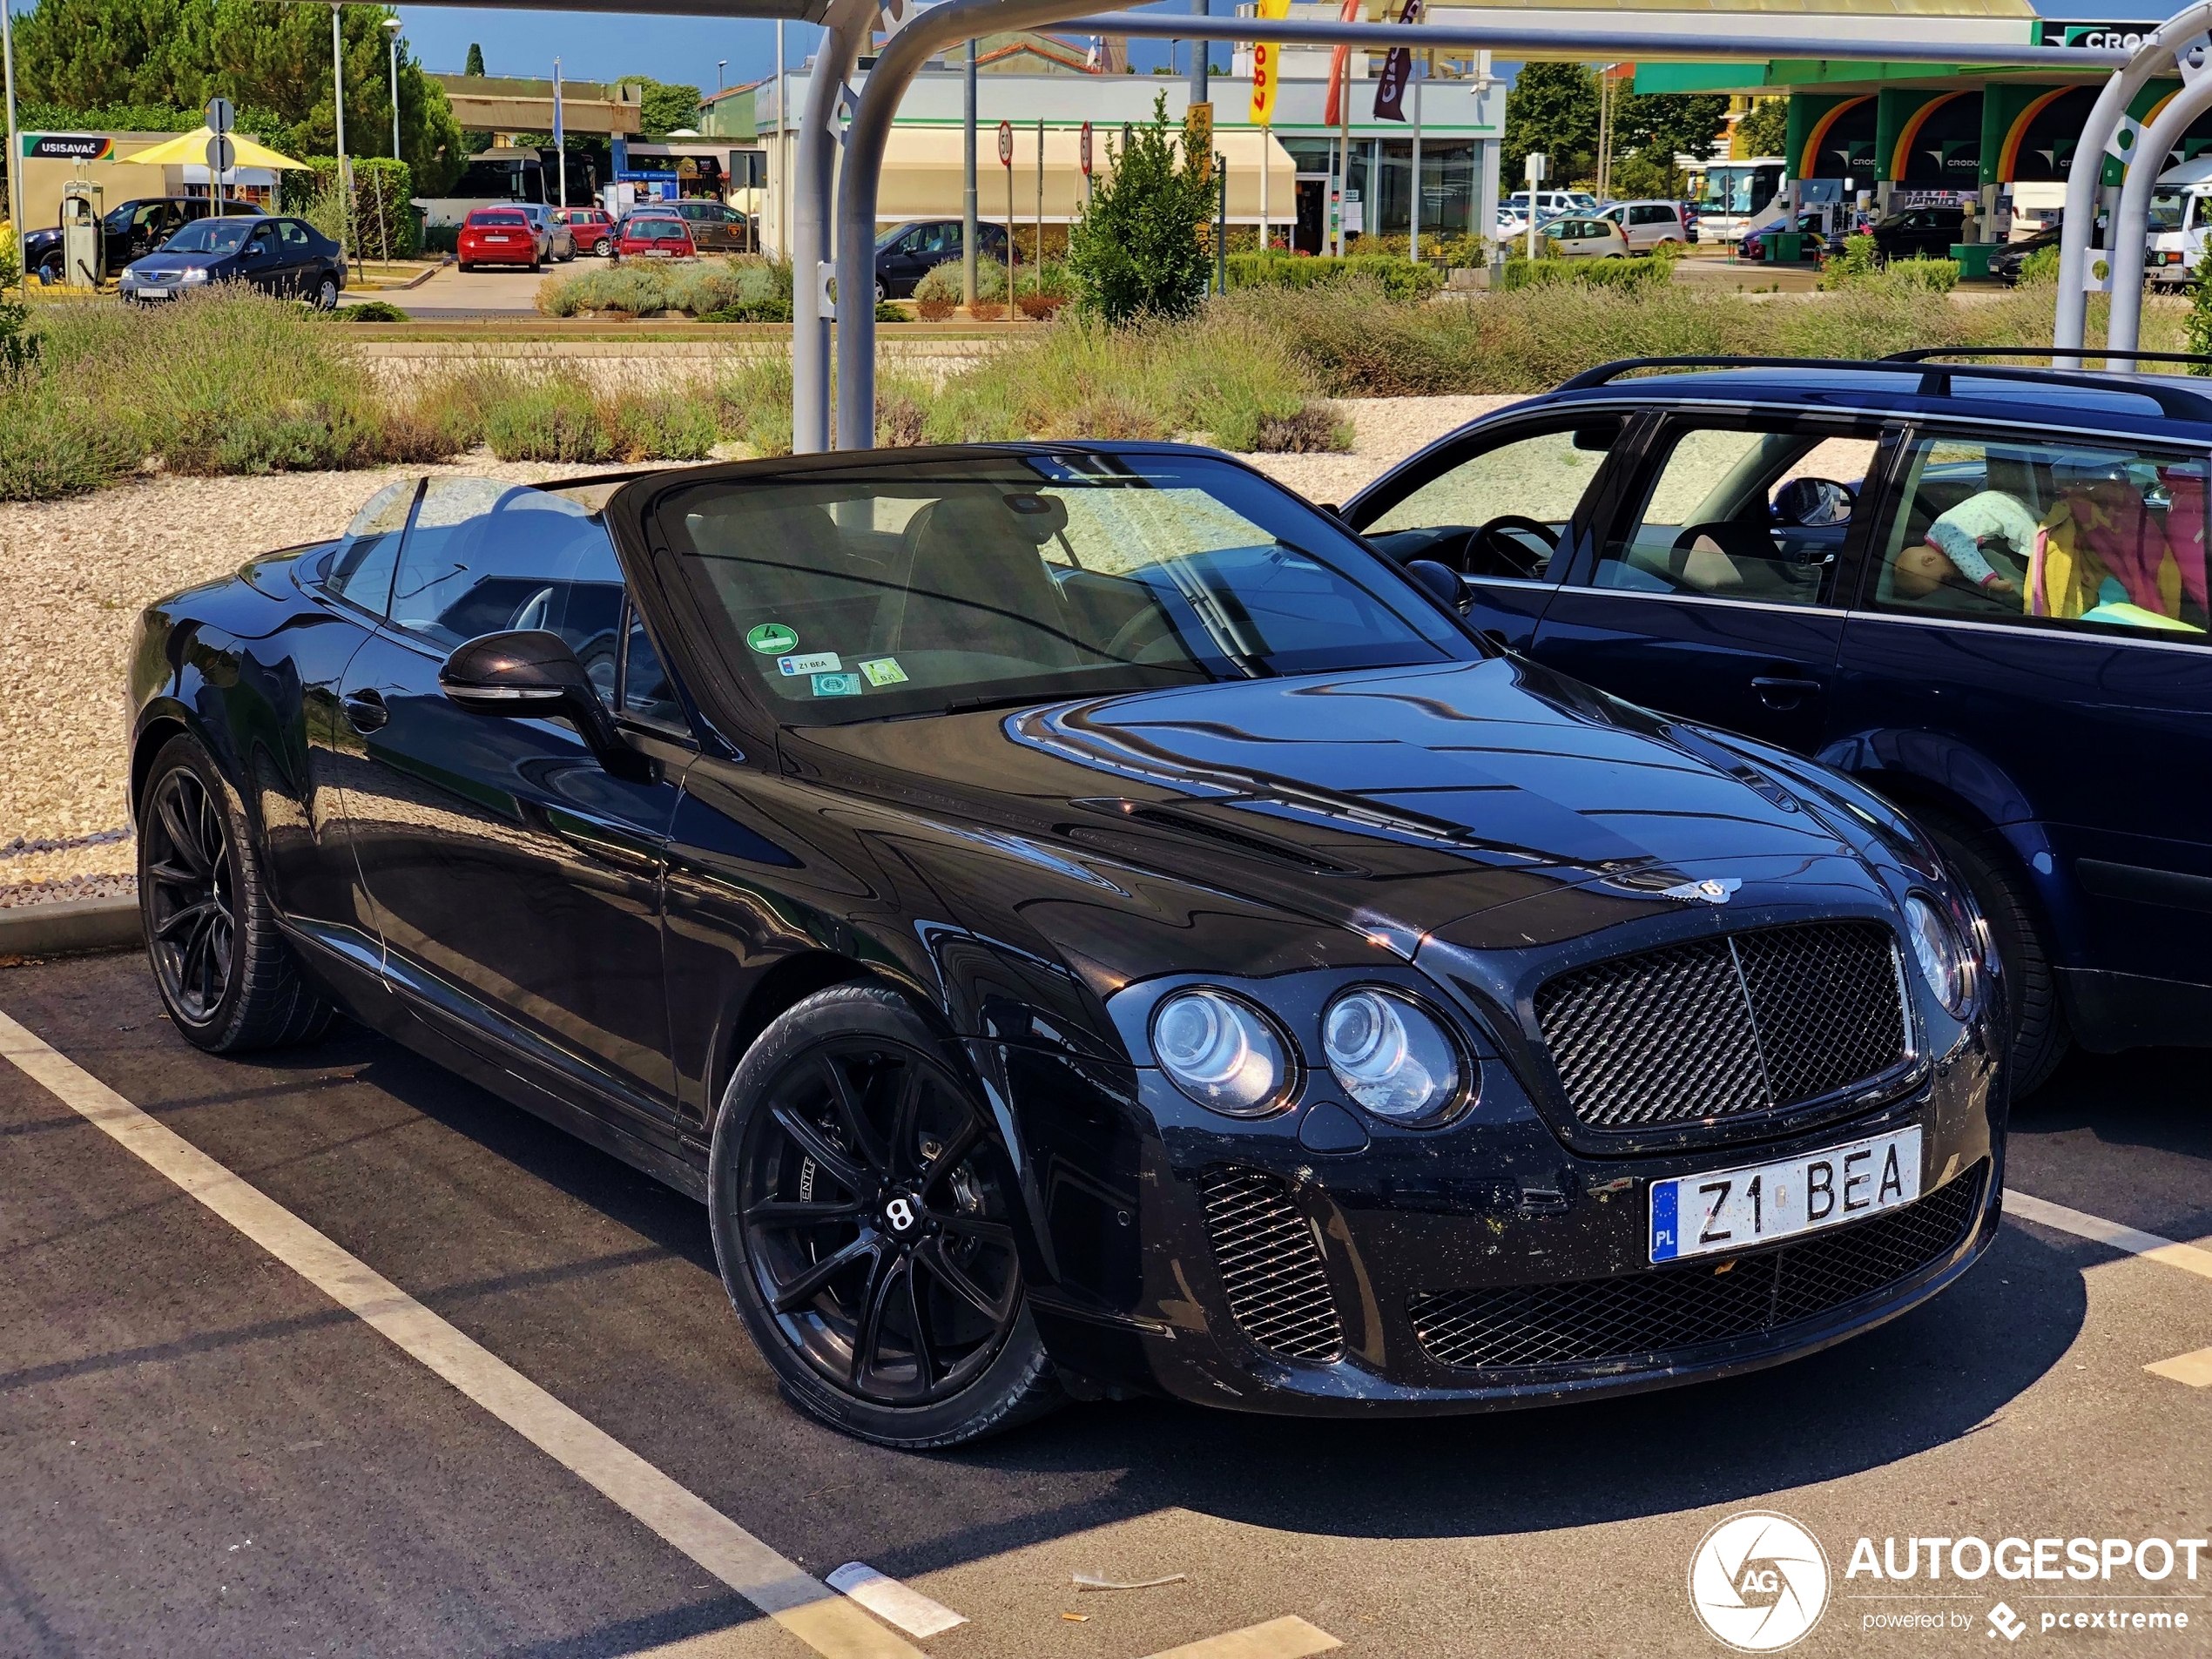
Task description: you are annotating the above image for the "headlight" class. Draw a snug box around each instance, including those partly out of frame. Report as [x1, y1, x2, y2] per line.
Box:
[1904, 894, 1969, 1015]
[1322, 988, 1466, 1124]
[1151, 989, 1290, 1116]
[180, 266, 210, 283]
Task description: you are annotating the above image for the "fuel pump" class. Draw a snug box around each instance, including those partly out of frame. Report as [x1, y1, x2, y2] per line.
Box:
[59, 179, 105, 288]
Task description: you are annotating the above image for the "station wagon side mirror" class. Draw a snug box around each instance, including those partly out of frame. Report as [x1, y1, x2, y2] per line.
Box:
[440, 630, 654, 781]
[1773, 476, 1855, 529]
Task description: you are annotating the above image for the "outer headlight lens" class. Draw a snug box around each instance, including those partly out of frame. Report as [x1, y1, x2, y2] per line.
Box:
[1322, 988, 1464, 1123]
[1151, 989, 1289, 1116]
[1904, 894, 1969, 1015]
[180, 266, 210, 283]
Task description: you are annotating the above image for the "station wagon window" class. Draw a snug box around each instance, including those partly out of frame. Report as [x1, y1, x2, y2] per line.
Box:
[1362, 420, 1622, 579]
[1871, 434, 2209, 638]
[1588, 419, 1878, 608]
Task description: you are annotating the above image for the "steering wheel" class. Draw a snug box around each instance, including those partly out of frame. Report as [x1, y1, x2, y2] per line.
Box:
[1105, 608, 1178, 664]
[1465, 515, 1559, 580]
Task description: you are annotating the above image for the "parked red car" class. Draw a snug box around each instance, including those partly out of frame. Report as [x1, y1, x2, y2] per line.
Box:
[615, 212, 695, 260]
[456, 207, 543, 272]
[556, 207, 617, 258]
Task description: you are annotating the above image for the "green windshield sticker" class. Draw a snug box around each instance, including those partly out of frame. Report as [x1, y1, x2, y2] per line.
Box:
[859, 657, 908, 687]
[745, 623, 799, 654]
[811, 672, 864, 698]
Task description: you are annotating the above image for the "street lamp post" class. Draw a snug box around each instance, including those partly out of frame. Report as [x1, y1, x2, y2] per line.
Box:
[2, 0, 22, 288]
[718, 59, 726, 91]
[383, 17, 402, 162]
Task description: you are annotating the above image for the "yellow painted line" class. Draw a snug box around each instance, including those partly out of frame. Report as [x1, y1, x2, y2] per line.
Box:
[2145, 1347, 2212, 1388]
[1141, 1615, 1344, 1659]
[0, 1008, 922, 1659]
[2005, 1190, 2212, 1283]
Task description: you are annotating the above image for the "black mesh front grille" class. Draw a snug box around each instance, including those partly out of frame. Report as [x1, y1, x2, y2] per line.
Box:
[1198, 1167, 1345, 1363]
[1409, 1168, 1983, 1372]
[1534, 921, 1909, 1132]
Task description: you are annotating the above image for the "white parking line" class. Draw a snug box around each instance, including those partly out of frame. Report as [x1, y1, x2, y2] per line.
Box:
[825, 1564, 968, 1638]
[0, 1009, 923, 1659]
[1141, 1615, 1343, 1659]
[2006, 1189, 2212, 1390]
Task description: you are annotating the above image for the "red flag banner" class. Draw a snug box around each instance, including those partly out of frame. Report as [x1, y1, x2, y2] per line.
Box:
[1321, 0, 1362, 126]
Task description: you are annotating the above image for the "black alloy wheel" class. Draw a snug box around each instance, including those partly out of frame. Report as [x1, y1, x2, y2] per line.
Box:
[136, 735, 335, 1053]
[143, 759, 235, 1024]
[709, 984, 1061, 1447]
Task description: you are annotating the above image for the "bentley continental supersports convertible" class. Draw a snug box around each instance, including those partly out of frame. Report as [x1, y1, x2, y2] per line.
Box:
[128, 446, 2006, 1447]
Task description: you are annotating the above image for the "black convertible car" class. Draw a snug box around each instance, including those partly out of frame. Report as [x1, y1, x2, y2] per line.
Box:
[128, 447, 2005, 1447]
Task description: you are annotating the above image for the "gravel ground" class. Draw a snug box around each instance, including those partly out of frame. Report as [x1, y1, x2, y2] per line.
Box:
[0, 394, 1521, 907]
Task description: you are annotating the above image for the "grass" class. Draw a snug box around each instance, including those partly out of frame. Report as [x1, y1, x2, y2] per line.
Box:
[0, 275, 2188, 501]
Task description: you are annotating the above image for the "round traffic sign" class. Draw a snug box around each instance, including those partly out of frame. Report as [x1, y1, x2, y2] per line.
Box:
[1080, 121, 1093, 176]
[206, 134, 237, 175]
[206, 96, 235, 135]
[998, 120, 1013, 166]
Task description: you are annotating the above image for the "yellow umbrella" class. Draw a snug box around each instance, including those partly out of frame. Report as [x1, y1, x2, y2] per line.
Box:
[123, 126, 310, 171]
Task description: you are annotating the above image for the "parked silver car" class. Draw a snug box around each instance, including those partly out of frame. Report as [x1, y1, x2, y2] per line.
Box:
[517, 203, 577, 263]
[1597, 199, 1693, 253]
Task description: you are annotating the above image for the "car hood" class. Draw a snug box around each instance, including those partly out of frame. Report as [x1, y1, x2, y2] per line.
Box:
[130, 250, 228, 273]
[779, 657, 1895, 969]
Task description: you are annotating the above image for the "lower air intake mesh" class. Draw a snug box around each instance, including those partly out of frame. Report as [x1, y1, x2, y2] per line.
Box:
[1198, 1166, 1345, 1363]
[1408, 1166, 1983, 1372]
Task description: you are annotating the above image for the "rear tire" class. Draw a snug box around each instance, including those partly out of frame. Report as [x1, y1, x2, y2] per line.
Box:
[707, 984, 1062, 1449]
[1912, 801, 2069, 1097]
[138, 735, 336, 1055]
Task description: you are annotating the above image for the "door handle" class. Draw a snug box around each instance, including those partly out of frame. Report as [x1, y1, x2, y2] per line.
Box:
[341, 688, 388, 732]
[1751, 676, 1824, 710]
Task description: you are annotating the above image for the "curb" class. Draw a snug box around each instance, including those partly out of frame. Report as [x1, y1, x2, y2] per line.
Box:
[0, 896, 142, 957]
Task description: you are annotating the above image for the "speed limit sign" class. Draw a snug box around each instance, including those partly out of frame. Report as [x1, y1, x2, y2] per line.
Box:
[997, 119, 1013, 166]
[1079, 120, 1093, 177]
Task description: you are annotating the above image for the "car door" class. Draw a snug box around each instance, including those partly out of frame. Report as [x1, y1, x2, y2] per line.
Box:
[1526, 409, 1882, 752]
[335, 476, 691, 1138]
[274, 219, 316, 295]
[238, 220, 284, 293]
[1834, 421, 2212, 1008]
[1345, 408, 1640, 649]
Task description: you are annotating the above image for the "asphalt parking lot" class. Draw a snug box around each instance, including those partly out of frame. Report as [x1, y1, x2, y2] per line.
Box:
[2, 948, 2207, 1659]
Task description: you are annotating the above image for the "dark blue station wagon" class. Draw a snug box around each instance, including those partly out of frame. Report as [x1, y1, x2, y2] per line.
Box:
[1346, 354, 2212, 1094]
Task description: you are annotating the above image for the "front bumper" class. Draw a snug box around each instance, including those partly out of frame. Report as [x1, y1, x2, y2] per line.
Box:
[1000, 980, 2004, 1417]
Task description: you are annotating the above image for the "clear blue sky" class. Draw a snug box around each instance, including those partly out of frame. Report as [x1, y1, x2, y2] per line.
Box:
[395, 3, 1213, 93]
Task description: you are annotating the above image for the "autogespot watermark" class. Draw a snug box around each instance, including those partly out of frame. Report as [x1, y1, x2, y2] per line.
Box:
[1689, 1514, 2207, 1648]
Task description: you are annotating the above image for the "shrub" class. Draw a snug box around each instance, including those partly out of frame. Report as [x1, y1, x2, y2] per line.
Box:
[1884, 255, 1960, 295]
[0, 374, 139, 498]
[711, 350, 795, 455]
[479, 374, 610, 462]
[1821, 233, 1882, 287]
[331, 300, 409, 321]
[604, 387, 718, 459]
[540, 256, 792, 319]
[877, 300, 908, 322]
[2016, 245, 2060, 287]
[1067, 93, 1214, 323]
[2184, 242, 2212, 372]
[916, 295, 954, 320]
[1225, 253, 1444, 302]
[915, 257, 1006, 305]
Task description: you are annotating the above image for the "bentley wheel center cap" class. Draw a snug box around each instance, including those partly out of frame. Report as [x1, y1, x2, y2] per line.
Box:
[882, 1191, 923, 1240]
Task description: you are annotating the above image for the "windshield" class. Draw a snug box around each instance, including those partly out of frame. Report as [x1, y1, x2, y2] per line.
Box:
[2148, 188, 2188, 233]
[468, 210, 528, 226]
[163, 219, 250, 254]
[653, 451, 1474, 723]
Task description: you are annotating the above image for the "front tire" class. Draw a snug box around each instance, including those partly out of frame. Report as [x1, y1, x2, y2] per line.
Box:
[593, 236, 612, 257]
[707, 984, 1062, 1448]
[316, 274, 340, 310]
[138, 735, 336, 1054]
[1912, 801, 2069, 1096]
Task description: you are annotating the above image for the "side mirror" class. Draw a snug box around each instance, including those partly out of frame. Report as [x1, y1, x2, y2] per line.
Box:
[1773, 476, 1855, 528]
[440, 630, 654, 781]
[1405, 557, 1470, 612]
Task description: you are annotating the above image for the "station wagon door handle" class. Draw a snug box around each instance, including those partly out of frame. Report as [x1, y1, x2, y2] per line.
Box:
[1751, 676, 1824, 710]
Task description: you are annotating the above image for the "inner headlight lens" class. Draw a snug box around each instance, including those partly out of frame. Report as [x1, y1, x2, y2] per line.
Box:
[180, 266, 210, 282]
[1905, 894, 1969, 1015]
[1151, 989, 1289, 1116]
[1323, 988, 1463, 1123]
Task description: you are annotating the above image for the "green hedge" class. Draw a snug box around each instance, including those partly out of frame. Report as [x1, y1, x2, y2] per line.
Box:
[1224, 253, 1444, 302]
[1499, 254, 1675, 293]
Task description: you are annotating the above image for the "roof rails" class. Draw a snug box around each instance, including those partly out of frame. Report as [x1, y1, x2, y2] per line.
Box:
[1555, 354, 2212, 422]
[1884, 347, 2212, 372]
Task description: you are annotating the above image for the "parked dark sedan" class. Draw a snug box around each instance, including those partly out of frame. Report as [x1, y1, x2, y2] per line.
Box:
[24, 195, 259, 284]
[1987, 221, 2062, 285]
[1345, 352, 2212, 1100]
[873, 218, 1012, 299]
[128, 446, 2003, 1447]
[120, 214, 347, 307]
[1868, 206, 1966, 263]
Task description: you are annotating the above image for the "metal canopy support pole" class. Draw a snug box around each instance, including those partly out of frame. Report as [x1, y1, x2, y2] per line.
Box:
[1189, 0, 1209, 104]
[0, 0, 18, 288]
[333, 4, 351, 278]
[832, 0, 2133, 455]
[1408, 57, 1421, 261]
[2110, 67, 2212, 358]
[964, 39, 979, 307]
[794, 0, 874, 452]
[2054, 5, 2212, 355]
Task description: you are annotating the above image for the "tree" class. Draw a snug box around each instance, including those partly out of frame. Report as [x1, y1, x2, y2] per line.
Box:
[13, 0, 465, 192]
[1620, 91, 1729, 168]
[1067, 93, 1212, 323]
[620, 74, 703, 139]
[1736, 98, 1789, 162]
[464, 42, 485, 77]
[1504, 62, 1598, 185]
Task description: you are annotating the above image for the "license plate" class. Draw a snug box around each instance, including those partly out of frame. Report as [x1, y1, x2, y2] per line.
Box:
[485, 235, 512, 243]
[1650, 1126, 1922, 1263]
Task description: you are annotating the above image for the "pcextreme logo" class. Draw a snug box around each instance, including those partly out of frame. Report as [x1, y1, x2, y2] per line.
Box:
[1689, 1511, 1832, 1652]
